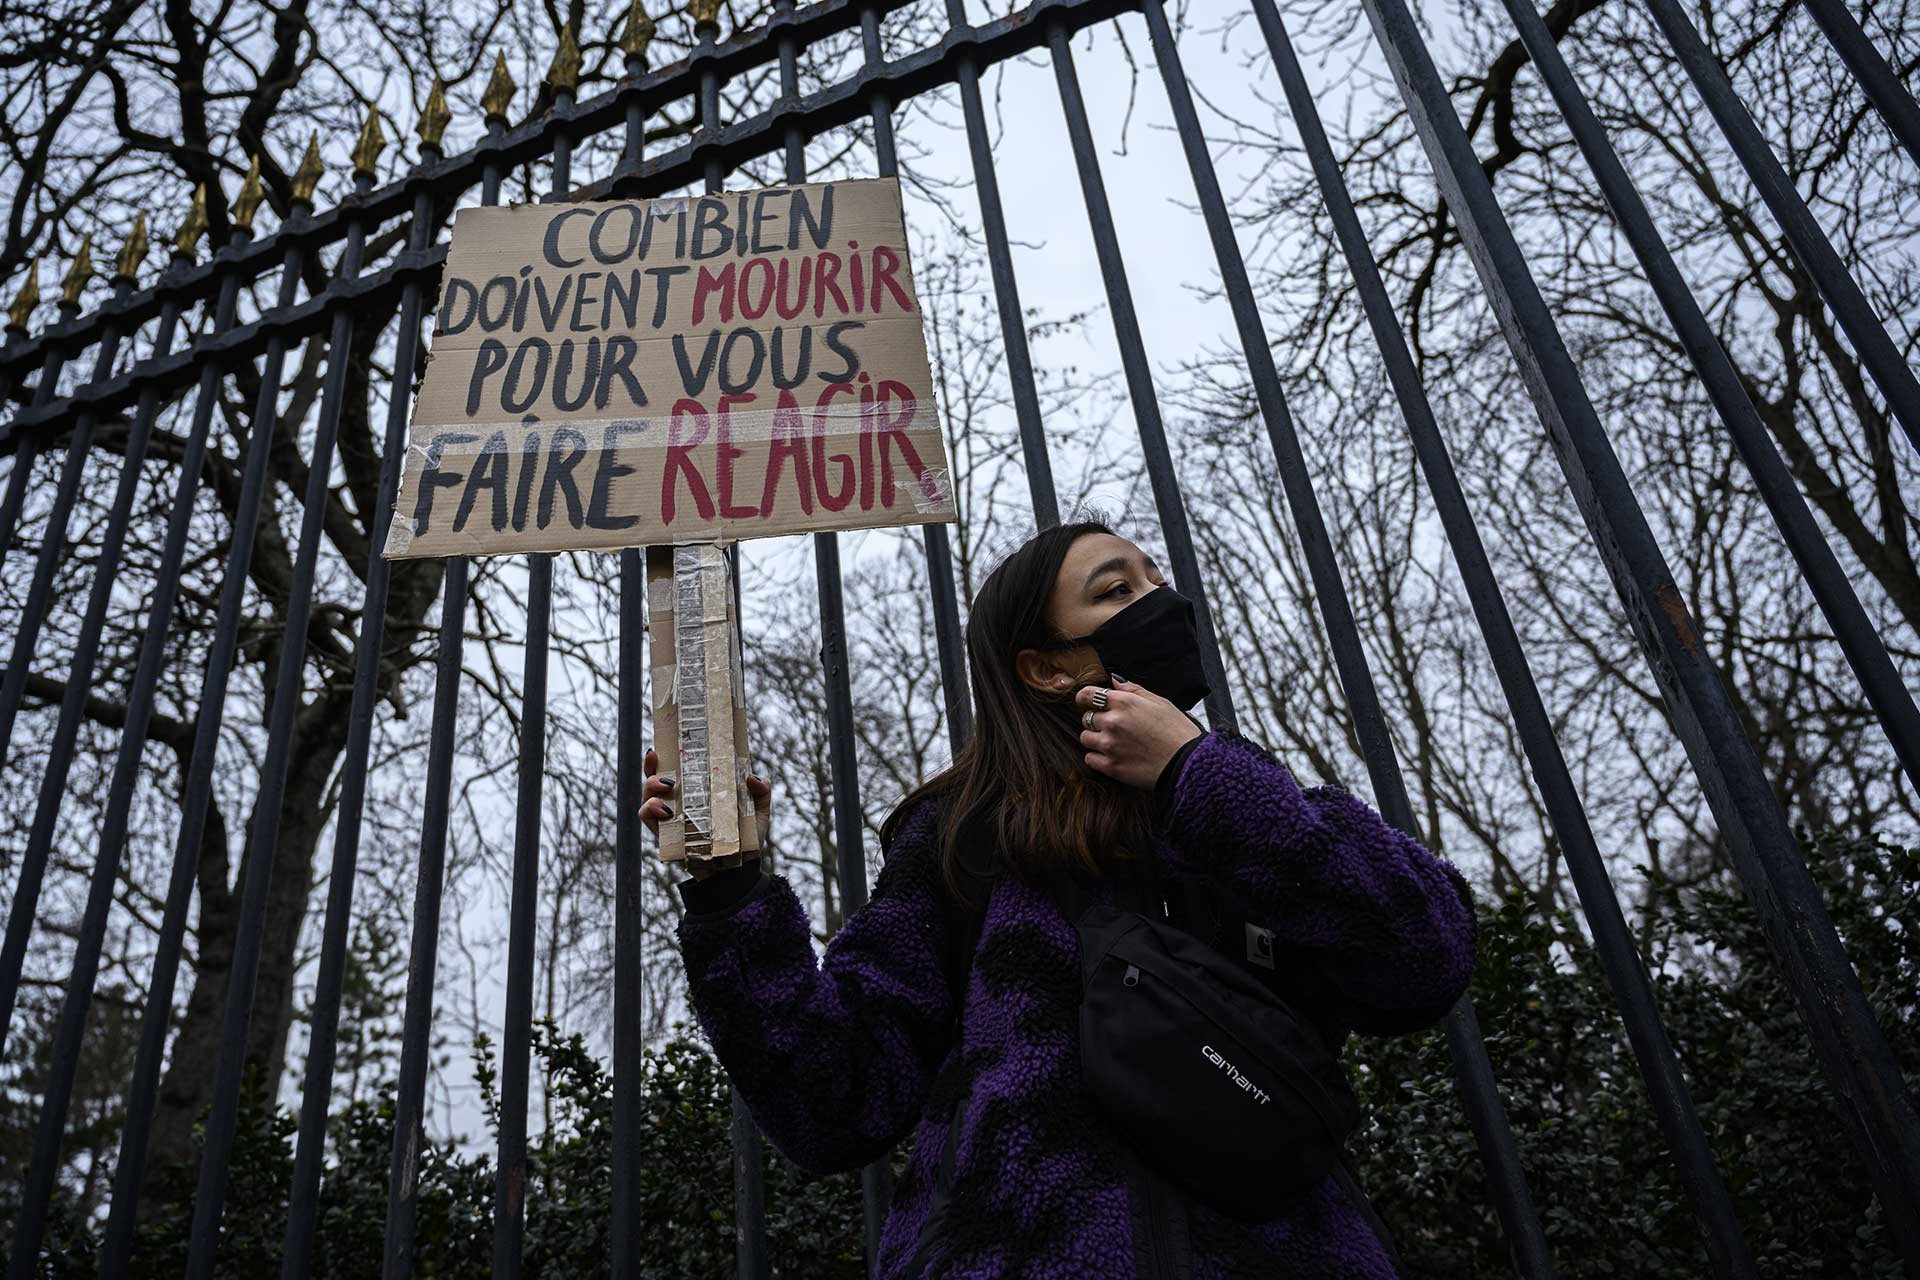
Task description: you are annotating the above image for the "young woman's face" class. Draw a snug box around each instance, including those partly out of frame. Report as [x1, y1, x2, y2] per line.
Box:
[1015, 533, 1168, 695]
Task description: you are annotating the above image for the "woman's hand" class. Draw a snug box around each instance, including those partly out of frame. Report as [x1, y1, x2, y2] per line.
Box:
[1074, 676, 1204, 790]
[643, 747, 774, 880]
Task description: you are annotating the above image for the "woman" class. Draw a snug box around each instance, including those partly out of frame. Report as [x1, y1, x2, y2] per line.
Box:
[643, 520, 1477, 1278]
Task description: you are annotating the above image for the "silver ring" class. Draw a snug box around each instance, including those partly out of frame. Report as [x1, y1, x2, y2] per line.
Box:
[1089, 687, 1110, 710]
[1082, 710, 1097, 730]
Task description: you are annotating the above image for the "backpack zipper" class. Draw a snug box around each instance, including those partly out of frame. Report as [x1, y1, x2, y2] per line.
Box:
[1137, 1151, 1191, 1279]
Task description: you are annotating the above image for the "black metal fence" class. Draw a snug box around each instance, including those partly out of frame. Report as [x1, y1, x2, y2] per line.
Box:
[0, 0, 1916, 1276]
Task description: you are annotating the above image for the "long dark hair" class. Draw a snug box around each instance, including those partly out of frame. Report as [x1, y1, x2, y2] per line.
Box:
[880, 519, 1156, 906]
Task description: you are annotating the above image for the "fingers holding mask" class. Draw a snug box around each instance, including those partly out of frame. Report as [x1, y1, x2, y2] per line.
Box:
[1074, 675, 1201, 788]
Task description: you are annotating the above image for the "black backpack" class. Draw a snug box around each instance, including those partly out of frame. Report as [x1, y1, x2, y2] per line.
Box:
[935, 853, 1406, 1265]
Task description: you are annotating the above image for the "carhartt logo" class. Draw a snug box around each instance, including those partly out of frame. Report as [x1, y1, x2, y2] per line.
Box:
[1201, 1044, 1271, 1105]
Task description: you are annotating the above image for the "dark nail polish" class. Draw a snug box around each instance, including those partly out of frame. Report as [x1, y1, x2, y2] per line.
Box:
[661, 805, 674, 819]
[659, 775, 675, 787]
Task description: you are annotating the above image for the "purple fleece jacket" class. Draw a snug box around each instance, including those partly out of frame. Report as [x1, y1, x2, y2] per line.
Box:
[675, 728, 1477, 1278]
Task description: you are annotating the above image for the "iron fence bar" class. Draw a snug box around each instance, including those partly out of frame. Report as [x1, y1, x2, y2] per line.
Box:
[167, 229, 333, 1271]
[728, 1089, 771, 1276]
[281, 158, 446, 1280]
[0, 295, 125, 757]
[0, 294, 110, 1041]
[1640, 0, 1920, 460]
[690, 14, 775, 1273]
[0, 323, 24, 409]
[1137, 4, 1557, 1274]
[379, 558, 471, 1280]
[182, 169, 378, 1278]
[381, 564, 475, 1280]
[1, 244, 322, 406]
[380, 106, 494, 1266]
[380, 538, 472, 1280]
[778, 0, 806, 169]
[1359, 0, 1920, 1259]
[1141, 2, 1407, 825]
[66, 250, 232, 1268]
[495, 538, 554, 1277]
[1501, 0, 1920, 846]
[380, 123, 498, 1272]
[379, 526, 471, 1279]
[0, 249, 443, 447]
[700, 16, 729, 193]
[0, 0, 922, 396]
[611, 30, 652, 1279]
[1798, 0, 1920, 171]
[940, 1, 1059, 528]
[762, 1, 899, 1260]
[0, 261, 222, 1073]
[593, 1, 1149, 210]
[2, 265, 187, 1280]
[0, 331, 73, 587]
[1250, 2, 1756, 1271]
[0, 0, 1145, 455]
[614, 540, 646, 1275]
[491, 89, 570, 1280]
[859, 4, 973, 750]
[1439, 998, 1548, 1271]
[728, 1099, 771, 1274]
[1044, 22, 1234, 735]
[98, 221, 308, 1275]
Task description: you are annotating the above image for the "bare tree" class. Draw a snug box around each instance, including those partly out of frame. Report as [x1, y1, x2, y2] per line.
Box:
[1168, 0, 1919, 932]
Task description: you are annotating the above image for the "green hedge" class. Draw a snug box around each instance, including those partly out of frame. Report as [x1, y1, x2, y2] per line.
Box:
[6, 832, 1912, 1277]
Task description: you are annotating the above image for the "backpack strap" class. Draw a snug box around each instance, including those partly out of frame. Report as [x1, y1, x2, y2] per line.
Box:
[1332, 1149, 1408, 1276]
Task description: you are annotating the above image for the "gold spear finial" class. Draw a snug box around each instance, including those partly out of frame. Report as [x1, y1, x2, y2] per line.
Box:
[482, 51, 517, 122]
[418, 75, 452, 150]
[620, 0, 656, 56]
[7, 258, 41, 330]
[231, 154, 266, 230]
[546, 25, 583, 93]
[688, 0, 721, 27]
[116, 213, 150, 282]
[175, 185, 210, 256]
[291, 133, 325, 203]
[60, 235, 94, 305]
[351, 106, 387, 179]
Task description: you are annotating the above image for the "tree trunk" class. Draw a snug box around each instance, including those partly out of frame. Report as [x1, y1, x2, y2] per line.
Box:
[142, 696, 350, 1189]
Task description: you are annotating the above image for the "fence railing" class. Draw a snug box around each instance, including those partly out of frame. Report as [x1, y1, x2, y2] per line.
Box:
[0, 0, 1916, 1276]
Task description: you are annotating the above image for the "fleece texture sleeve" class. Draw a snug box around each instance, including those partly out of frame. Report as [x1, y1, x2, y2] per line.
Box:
[1158, 728, 1477, 1034]
[675, 799, 955, 1174]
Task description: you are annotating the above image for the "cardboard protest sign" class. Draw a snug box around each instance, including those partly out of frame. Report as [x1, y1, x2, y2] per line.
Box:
[385, 177, 956, 559]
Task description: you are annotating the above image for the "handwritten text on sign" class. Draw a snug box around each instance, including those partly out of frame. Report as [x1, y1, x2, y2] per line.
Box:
[385, 178, 956, 558]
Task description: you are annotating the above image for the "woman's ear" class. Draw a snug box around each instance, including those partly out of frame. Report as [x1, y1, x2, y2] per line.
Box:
[1014, 646, 1078, 696]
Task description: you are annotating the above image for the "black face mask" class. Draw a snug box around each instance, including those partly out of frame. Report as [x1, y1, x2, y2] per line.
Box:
[1046, 586, 1211, 712]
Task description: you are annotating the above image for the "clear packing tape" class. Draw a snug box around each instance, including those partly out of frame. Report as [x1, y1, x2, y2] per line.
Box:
[647, 542, 757, 863]
[672, 543, 722, 852]
[384, 398, 956, 559]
